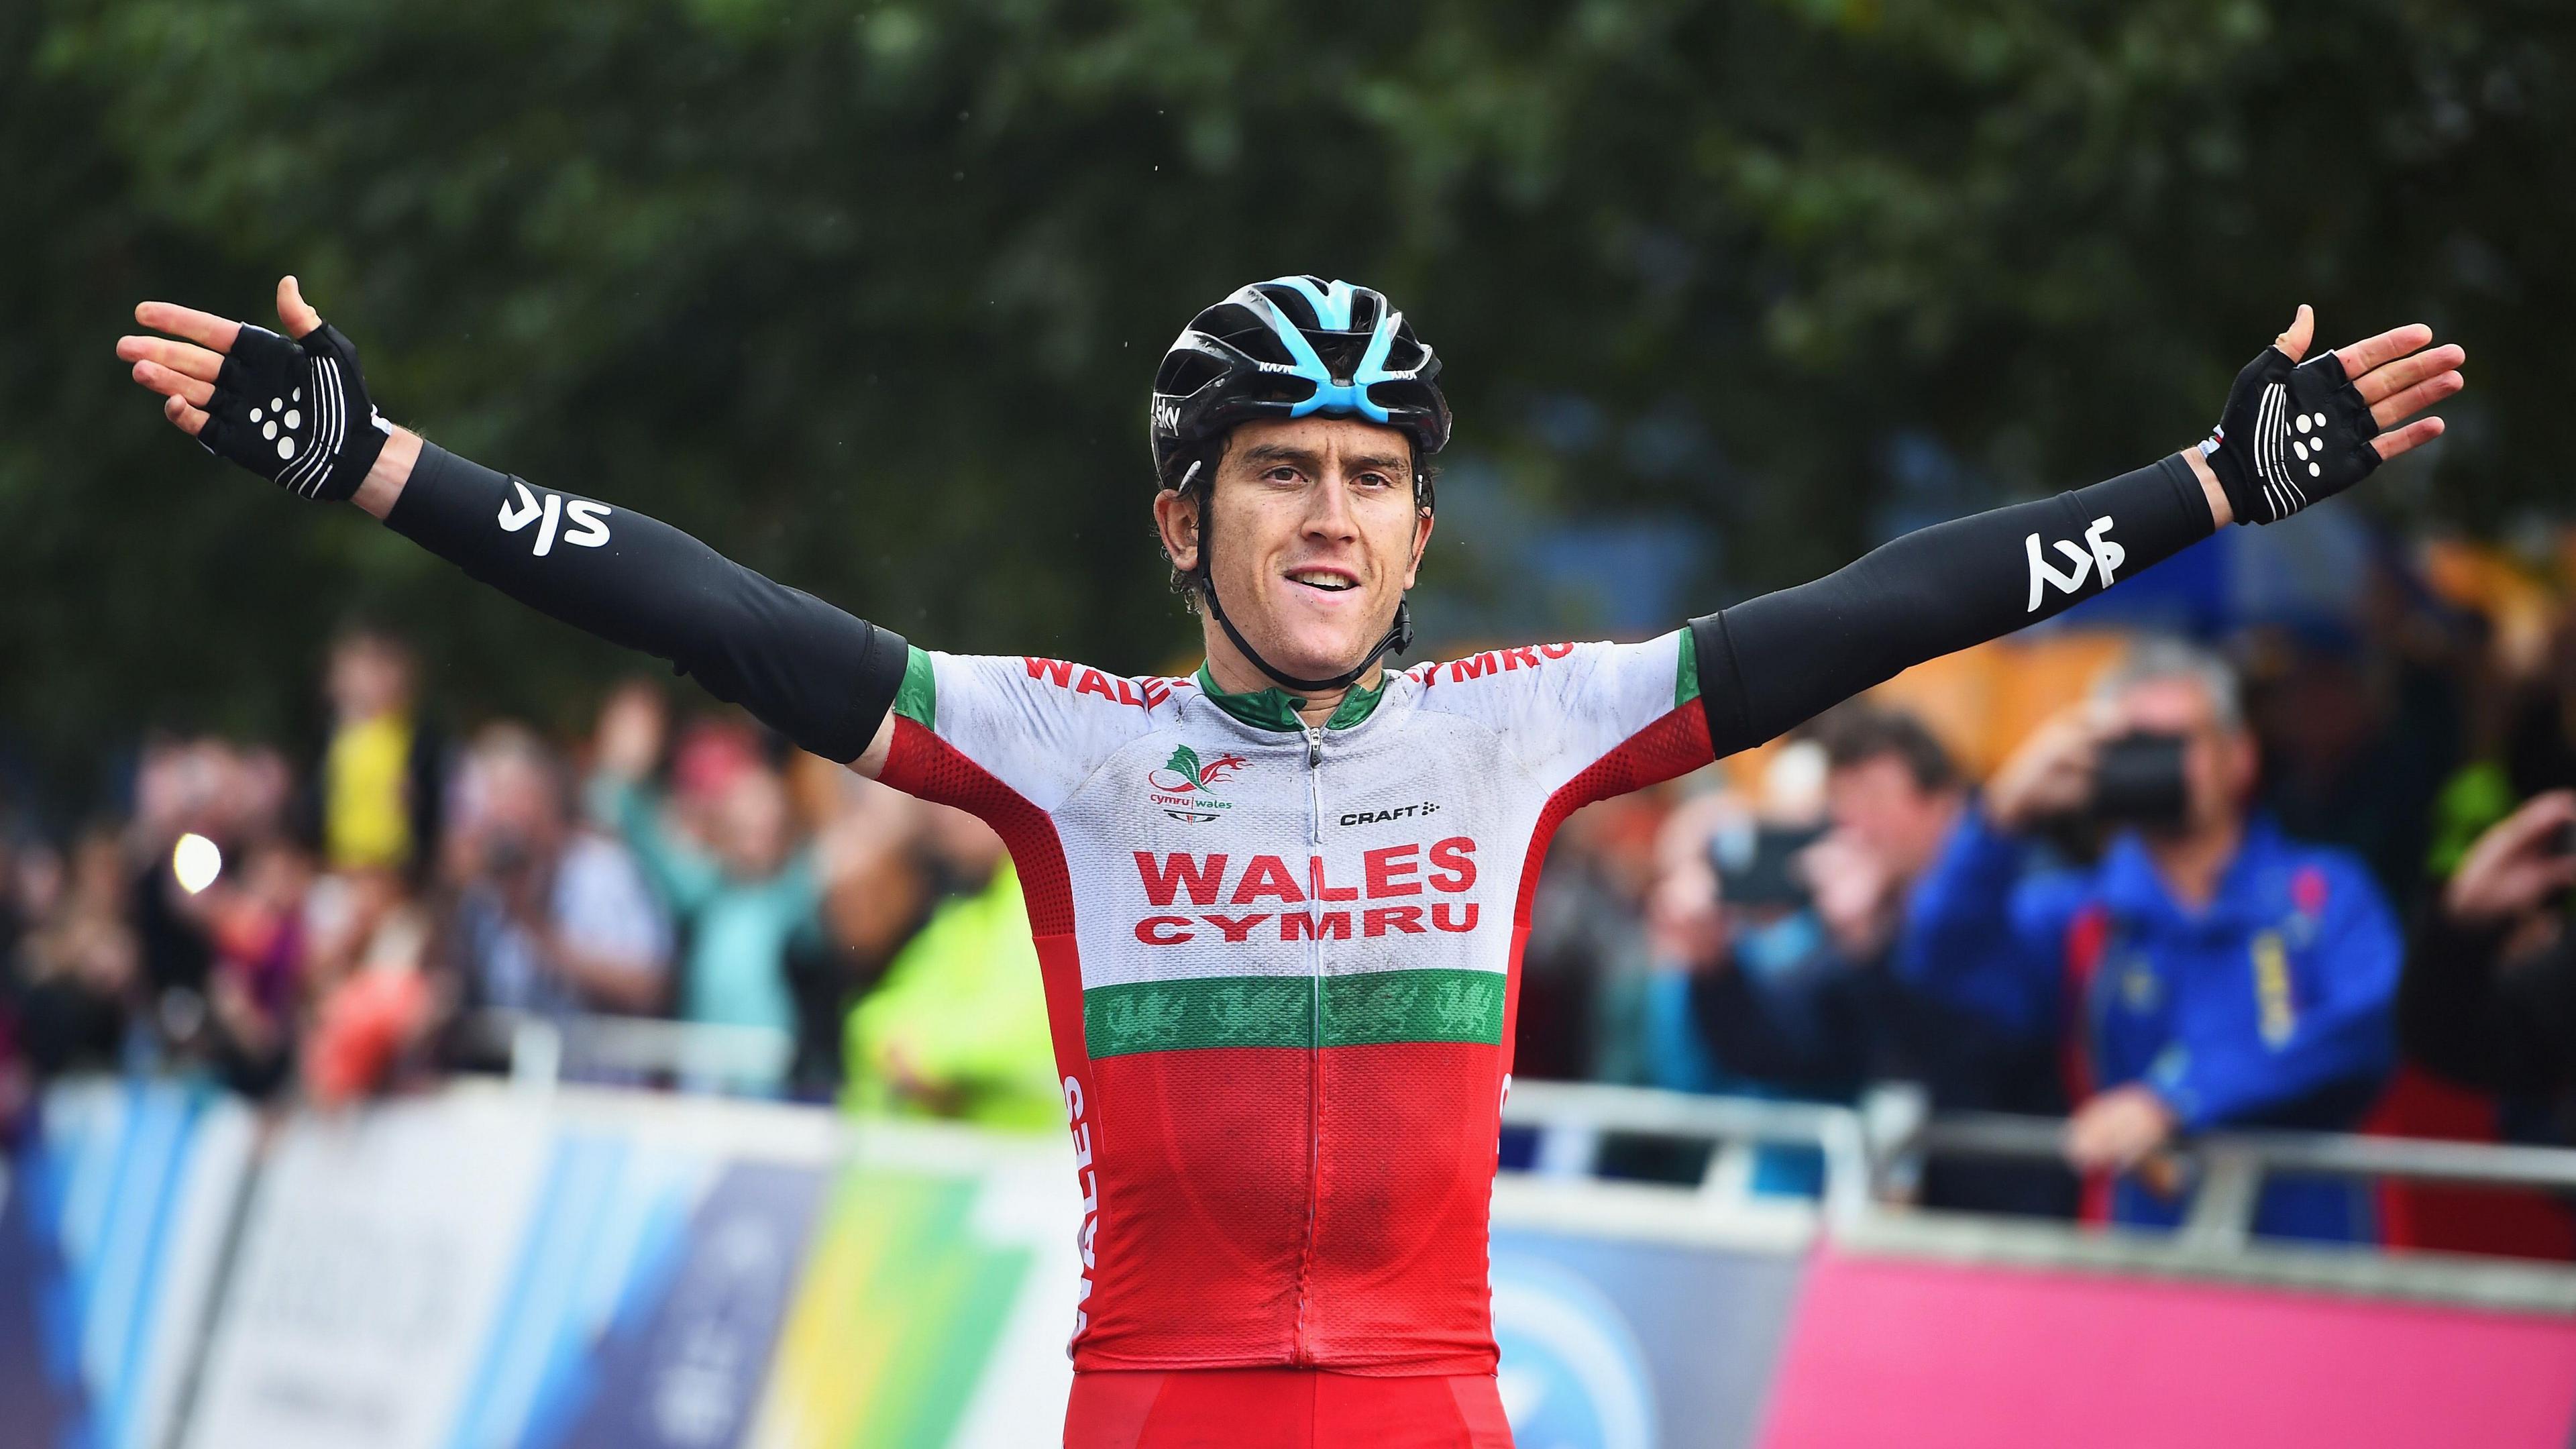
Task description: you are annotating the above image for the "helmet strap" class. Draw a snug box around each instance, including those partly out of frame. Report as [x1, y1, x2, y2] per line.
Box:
[1185, 464, 1414, 697]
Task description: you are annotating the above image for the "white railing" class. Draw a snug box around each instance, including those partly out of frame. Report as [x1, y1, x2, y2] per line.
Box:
[476, 1013, 2576, 1307]
[1495, 1077, 2576, 1312]
[472, 1008, 796, 1089]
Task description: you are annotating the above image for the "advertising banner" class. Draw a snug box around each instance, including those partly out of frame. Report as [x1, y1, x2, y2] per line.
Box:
[547, 1159, 830, 1449]
[179, 1087, 555, 1449]
[175, 1087, 839, 1449]
[746, 1123, 1080, 1449]
[0, 1079, 256, 1449]
[1488, 1225, 1807, 1449]
[1759, 1248, 2576, 1449]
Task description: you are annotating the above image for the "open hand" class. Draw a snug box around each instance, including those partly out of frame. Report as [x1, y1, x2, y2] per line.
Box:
[116, 276, 394, 502]
[2272, 305, 2463, 464]
[2445, 791, 2576, 927]
[1985, 703, 2110, 830]
[2063, 1083, 2178, 1173]
[118, 276, 325, 439]
[2197, 307, 2463, 526]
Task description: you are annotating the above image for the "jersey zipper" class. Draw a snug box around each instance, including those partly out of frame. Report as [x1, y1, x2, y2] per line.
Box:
[1292, 722, 1327, 1362]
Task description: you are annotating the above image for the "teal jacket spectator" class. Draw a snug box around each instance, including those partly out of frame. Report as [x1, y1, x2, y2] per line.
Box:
[590, 773, 820, 1090]
[1899, 806, 2400, 1240]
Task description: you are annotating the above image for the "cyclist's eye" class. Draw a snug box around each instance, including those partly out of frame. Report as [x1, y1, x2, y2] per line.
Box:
[1265, 467, 1301, 484]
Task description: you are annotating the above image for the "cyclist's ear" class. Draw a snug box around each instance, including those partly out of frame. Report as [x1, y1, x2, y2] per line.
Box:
[1152, 485, 1203, 572]
[1403, 508, 1434, 591]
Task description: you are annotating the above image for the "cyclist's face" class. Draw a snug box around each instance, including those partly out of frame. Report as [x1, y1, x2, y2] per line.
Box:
[1161, 417, 1433, 682]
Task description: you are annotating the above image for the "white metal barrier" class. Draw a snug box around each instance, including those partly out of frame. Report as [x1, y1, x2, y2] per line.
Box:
[475, 1012, 2576, 1307]
[1493, 1076, 2576, 1313]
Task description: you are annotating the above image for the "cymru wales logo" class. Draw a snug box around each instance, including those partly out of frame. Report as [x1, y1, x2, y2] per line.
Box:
[1146, 744, 1247, 822]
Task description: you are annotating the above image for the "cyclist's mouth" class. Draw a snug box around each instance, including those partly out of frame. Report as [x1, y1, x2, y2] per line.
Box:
[1284, 568, 1360, 596]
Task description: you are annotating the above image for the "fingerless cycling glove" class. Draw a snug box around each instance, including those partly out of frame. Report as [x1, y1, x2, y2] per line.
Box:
[199, 322, 391, 502]
[2197, 347, 2381, 525]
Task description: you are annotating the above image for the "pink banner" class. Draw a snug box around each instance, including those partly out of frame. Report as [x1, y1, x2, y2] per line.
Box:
[1760, 1249, 2576, 1449]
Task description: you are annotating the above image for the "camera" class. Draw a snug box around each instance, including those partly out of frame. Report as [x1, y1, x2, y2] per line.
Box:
[1709, 822, 1821, 910]
[2090, 731, 2190, 829]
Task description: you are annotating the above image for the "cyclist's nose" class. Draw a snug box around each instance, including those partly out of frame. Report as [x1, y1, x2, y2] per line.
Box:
[1301, 470, 1360, 541]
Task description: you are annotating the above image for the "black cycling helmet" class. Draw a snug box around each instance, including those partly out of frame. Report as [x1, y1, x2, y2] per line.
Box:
[1150, 275, 1449, 494]
[1148, 278, 1449, 696]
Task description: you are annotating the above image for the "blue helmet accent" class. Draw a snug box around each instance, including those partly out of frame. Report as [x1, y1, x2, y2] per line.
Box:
[1254, 276, 1404, 425]
[1268, 274, 1360, 329]
[1150, 274, 1449, 486]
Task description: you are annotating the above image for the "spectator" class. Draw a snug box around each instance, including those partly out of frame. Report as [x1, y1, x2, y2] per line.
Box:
[1676, 705, 2078, 1214]
[301, 865, 439, 1104]
[2243, 614, 2459, 906]
[2400, 790, 2576, 1134]
[447, 723, 669, 1023]
[127, 738, 292, 1010]
[10, 825, 139, 1077]
[796, 761, 939, 1092]
[589, 685, 819, 1091]
[1640, 747, 1840, 1195]
[1521, 790, 1664, 1086]
[316, 625, 444, 878]
[843, 802, 1056, 1129]
[196, 837, 314, 1095]
[1900, 637, 2402, 1242]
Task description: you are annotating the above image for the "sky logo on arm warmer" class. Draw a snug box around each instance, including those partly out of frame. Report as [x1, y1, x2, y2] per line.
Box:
[2025, 516, 2124, 612]
[496, 478, 612, 557]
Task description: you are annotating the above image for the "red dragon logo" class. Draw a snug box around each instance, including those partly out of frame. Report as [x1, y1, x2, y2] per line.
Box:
[1146, 745, 1248, 820]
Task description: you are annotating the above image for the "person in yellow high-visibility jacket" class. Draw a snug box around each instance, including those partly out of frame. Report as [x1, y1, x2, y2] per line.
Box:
[843, 833, 1059, 1131]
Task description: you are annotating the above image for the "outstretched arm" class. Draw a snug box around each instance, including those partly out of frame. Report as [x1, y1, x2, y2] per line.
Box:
[1688, 308, 2461, 756]
[119, 278, 908, 773]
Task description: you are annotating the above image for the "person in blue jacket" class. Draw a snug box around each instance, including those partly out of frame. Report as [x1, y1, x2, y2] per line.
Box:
[1898, 636, 2401, 1242]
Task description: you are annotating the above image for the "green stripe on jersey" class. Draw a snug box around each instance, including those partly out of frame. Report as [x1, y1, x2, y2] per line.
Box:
[1674, 627, 1700, 708]
[1083, 969, 1505, 1057]
[895, 645, 937, 728]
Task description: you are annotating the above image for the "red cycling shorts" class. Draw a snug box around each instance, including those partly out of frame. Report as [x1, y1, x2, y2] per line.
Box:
[1064, 1368, 1514, 1449]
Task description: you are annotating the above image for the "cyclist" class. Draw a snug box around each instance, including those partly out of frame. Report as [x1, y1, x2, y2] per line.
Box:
[119, 274, 2460, 1448]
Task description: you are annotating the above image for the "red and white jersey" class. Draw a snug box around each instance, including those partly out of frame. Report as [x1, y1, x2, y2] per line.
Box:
[875, 633, 1715, 1375]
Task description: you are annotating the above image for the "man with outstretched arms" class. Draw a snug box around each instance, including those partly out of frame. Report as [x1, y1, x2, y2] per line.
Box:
[119, 274, 2461, 1448]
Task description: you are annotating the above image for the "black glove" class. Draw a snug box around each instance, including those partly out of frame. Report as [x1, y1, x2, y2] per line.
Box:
[2197, 346, 2381, 525]
[199, 321, 391, 502]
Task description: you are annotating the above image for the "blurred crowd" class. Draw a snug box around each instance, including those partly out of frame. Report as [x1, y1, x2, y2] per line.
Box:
[0, 627, 1054, 1128]
[1513, 543, 2576, 1250]
[10, 539, 2576, 1254]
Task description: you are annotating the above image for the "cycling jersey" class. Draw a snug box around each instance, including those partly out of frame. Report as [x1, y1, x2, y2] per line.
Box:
[877, 636, 1713, 1373]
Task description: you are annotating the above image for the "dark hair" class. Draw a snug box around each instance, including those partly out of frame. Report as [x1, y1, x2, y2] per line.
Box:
[1806, 702, 1959, 794]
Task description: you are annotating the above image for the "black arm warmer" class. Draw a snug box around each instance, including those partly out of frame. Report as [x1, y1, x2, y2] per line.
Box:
[384, 444, 908, 763]
[1690, 454, 2212, 756]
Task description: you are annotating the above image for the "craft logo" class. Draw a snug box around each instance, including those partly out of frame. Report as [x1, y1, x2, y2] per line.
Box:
[1146, 745, 1246, 822]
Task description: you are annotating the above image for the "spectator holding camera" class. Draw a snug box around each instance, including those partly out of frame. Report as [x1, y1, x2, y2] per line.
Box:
[1668, 707, 2077, 1214]
[447, 723, 670, 1021]
[2400, 791, 2576, 1126]
[1901, 637, 2401, 1241]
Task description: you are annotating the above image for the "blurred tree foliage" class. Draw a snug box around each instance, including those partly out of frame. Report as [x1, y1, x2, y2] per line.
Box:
[3, 0, 2567, 793]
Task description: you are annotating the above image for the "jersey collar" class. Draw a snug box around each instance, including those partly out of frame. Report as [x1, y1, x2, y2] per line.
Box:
[1193, 663, 1388, 733]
